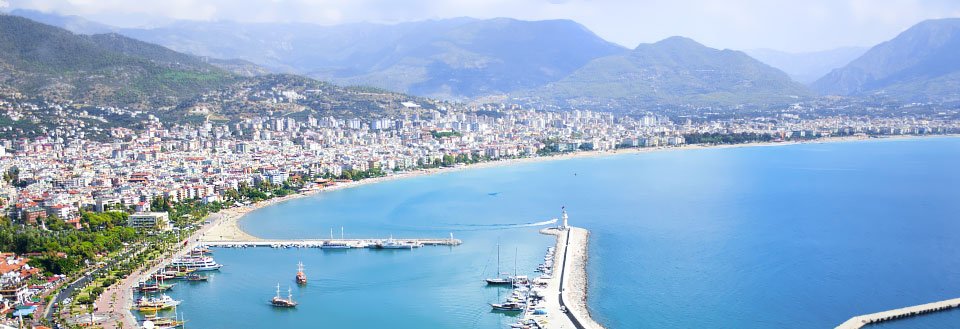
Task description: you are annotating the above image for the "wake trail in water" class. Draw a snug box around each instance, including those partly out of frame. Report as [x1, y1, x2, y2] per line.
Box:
[447, 218, 558, 228]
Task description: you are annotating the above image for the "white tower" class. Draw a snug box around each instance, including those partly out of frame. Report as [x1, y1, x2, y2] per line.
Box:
[561, 207, 569, 230]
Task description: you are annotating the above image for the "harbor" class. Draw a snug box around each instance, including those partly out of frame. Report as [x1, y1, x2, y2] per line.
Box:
[484, 208, 605, 329]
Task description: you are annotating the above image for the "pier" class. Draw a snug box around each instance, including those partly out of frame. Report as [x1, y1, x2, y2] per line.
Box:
[539, 226, 605, 329]
[835, 298, 960, 329]
[200, 237, 462, 248]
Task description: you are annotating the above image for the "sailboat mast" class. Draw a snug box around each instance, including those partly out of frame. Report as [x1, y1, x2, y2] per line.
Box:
[496, 242, 501, 276]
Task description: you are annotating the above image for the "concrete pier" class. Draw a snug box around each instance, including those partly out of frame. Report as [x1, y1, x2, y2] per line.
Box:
[200, 237, 462, 248]
[539, 226, 605, 329]
[835, 297, 960, 329]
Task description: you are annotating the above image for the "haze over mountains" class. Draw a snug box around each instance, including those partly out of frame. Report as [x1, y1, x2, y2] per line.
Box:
[528, 37, 810, 108]
[813, 18, 960, 102]
[745, 47, 868, 84]
[6, 9, 960, 109]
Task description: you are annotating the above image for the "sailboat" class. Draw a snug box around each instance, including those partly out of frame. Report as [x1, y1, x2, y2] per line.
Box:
[295, 261, 307, 285]
[485, 242, 512, 285]
[321, 227, 351, 249]
[270, 283, 298, 308]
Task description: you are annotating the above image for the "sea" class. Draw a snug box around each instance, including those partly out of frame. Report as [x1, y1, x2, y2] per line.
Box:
[161, 137, 960, 328]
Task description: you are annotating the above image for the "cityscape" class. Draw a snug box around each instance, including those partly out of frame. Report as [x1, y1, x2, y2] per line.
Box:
[0, 1, 959, 329]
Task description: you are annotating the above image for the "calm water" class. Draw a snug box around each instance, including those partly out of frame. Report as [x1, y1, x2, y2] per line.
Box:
[167, 137, 960, 328]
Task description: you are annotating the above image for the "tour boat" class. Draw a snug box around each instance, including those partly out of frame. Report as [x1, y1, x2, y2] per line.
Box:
[379, 236, 419, 249]
[270, 284, 298, 308]
[169, 256, 223, 271]
[295, 261, 307, 285]
[133, 294, 181, 312]
[320, 241, 351, 249]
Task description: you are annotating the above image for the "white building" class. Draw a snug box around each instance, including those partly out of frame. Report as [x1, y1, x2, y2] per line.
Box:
[128, 212, 172, 231]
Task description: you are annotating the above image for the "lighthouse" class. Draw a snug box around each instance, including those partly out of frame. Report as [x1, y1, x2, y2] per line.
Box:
[561, 207, 569, 230]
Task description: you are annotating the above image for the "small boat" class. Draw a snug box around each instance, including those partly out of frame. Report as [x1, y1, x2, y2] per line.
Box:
[135, 281, 175, 293]
[490, 302, 525, 312]
[185, 273, 208, 281]
[295, 261, 307, 285]
[270, 283, 298, 308]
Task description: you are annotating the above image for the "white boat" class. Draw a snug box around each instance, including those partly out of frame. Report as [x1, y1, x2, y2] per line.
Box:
[379, 236, 419, 249]
[169, 256, 223, 271]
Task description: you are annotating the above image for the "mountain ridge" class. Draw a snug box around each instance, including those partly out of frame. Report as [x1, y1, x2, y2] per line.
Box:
[813, 18, 960, 101]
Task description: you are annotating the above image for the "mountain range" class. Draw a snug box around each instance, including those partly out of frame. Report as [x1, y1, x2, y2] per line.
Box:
[813, 18, 960, 102]
[10, 9, 810, 107]
[53, 14, 628, 100]
[6, 9, 960, 108]
[526, 37, 811, 108]
[0, 13, 422, 121]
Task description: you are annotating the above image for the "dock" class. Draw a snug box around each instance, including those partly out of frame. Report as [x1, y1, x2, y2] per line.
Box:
[200, 237, 462, 248]
[835, 297, 960, 329]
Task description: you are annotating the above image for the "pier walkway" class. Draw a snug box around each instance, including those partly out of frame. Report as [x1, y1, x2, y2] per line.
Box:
[200, 237, 462, 248]
[835, 297, 960, 329]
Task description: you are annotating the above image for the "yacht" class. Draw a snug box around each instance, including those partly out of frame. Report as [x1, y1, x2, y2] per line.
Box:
[320, 241, 351, 249]
[490, 301, 525, 312]
[485, 242, 512, 285]
[169, 256, 223, 271]
[379, 236, 419, 249]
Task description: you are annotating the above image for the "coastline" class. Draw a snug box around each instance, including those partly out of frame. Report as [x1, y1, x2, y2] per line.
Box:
[205, 134, 939, 242]
[103, 133, 954, 328]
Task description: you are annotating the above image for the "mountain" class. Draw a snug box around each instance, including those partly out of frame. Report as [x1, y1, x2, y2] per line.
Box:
[8, 8, 114, 34]
[526, 36, 811, 109]
[745, 47, 867, 84]
[812, 18, 960, 101]
[0, 14, 430, 125]
[10, 11, 627, 99]
[0, 13, 238, 108]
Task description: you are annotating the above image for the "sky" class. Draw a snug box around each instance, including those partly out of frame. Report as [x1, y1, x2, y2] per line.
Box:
[2, 0, 959, 52]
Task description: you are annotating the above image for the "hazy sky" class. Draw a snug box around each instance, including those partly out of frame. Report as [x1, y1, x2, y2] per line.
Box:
[2, 0, 959, 52]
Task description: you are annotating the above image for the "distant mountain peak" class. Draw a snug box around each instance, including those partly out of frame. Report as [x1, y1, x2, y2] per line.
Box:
[812, 18, 960, 100]
[651, 36, 703, 48]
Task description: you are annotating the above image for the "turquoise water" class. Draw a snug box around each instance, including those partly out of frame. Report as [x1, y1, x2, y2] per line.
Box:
[168, 137, 960, 328]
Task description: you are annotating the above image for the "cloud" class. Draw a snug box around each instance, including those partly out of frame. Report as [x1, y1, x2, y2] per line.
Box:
[3, 0, 959, 52]
[0, 0, 8, 9]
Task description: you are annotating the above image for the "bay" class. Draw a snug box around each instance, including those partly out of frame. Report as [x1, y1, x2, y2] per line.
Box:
[167, 137, 960, 328]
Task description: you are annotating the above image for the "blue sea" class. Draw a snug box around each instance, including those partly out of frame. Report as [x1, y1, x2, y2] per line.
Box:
[164, 137, 960, 328]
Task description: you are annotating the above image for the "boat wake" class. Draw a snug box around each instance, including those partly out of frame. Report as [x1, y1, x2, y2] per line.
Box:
[445, 218, 558, 230]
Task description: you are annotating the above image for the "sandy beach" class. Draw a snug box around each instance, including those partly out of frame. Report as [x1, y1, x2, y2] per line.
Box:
[97, 133, 951, 328]
[201, 133, 923, 242]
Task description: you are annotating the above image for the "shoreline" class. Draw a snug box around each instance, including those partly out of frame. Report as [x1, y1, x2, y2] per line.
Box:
[102, 133, 955, 328]
[205, 133, 950, 242]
